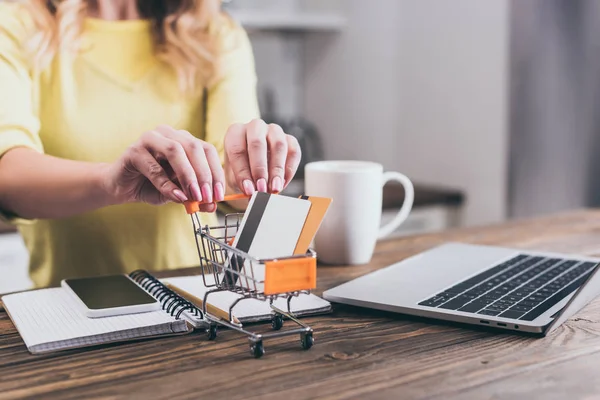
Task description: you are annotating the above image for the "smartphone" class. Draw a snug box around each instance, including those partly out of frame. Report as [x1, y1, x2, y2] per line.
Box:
[61, 275, 160, 318]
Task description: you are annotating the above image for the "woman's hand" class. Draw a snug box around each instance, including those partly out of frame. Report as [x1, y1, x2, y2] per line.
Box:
[102, 120, 301, 213]
[0, 121, 301, 221]
[104, 125, 224, 213]
[224, 119, 301, 195]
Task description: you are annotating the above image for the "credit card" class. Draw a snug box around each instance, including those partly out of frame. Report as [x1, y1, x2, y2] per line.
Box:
[293, 196, 333, 255]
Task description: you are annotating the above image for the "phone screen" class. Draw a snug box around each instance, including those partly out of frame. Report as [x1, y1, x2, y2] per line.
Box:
[63, 275, 158, 310]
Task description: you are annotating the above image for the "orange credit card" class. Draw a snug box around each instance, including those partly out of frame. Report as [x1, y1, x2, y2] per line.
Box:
[293, 195, 333, 255]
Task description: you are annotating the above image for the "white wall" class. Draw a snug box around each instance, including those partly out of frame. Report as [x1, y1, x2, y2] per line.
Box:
[248, 32, 303, 118]
[303, 0, 510, 226]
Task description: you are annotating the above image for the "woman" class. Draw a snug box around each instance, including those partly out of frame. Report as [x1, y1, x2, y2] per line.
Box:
[0, 0, 301, 288]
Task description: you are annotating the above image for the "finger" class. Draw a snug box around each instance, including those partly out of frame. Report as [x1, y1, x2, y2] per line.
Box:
[157, 126, 214, 203]
[266, 124, 287, 193]
[245, 119, 269, 192]
[224, 123, 254, 195]
[128, 146, 186, 203]
[284, 135, 302, 187]
[199, 203, 217, 213]
[141, 130, 201, 202]
[203, 142, 226, 202]
[160, 161, 176, 181]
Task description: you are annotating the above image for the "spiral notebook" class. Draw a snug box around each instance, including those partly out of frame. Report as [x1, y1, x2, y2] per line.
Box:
[1, 271, 204, 354]
[2, 271, 331, 354]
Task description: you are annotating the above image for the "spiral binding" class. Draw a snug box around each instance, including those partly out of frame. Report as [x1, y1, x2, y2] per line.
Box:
[129, 270, 203, 320]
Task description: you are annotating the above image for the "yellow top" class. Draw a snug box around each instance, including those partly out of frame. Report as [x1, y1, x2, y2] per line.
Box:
[0, 4, 260, 288]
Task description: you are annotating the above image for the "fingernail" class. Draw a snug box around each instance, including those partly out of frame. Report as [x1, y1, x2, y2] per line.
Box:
[257, 178, 268, 192]
[190, 182, 202, 202]
[172, 189, 188, 203]
[201, 183, 213, 204]
[271, 176, 283, 193]
[243, 180, 255, 195]
[214, 182, 225, 202]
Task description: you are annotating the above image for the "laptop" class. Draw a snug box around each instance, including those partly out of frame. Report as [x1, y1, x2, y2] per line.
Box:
[322, 243, 600, 335]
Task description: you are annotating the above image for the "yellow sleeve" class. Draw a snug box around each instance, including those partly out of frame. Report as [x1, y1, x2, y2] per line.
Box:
[204, 17, 260, 164]
[0, 3, 43, 223]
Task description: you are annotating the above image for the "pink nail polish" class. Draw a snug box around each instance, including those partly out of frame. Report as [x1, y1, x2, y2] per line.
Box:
[214, 182, 225, 202]
[201, 183, 213, 203]
[172, 189, 188, 203]
[190, 183, 202, 202]
[257, 178, 268, 192]
[271, 176, 283, 193]
[243, 180, 255, 195]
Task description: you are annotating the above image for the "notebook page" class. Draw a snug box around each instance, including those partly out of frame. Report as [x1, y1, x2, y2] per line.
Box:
[163, 276, 332, 322]
[2, 288, 181, 350]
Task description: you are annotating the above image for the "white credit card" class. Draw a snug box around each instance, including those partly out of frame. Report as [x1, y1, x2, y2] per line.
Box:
[223, 192, 311, 290]
[234, 192, 311, 259]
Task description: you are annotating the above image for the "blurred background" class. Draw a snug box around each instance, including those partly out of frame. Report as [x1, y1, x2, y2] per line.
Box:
[2, 0, 599, 292]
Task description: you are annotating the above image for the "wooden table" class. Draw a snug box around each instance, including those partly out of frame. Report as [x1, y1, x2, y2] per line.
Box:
[3, 209, 600, 399]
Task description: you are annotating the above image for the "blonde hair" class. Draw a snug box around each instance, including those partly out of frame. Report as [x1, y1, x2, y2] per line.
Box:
[23, 0, 224, 93]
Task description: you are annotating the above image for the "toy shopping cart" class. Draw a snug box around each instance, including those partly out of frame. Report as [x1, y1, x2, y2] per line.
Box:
[184, 200, 317, 358]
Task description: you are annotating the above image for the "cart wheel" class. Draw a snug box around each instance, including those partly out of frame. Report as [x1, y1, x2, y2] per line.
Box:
[271, 314, 284, 331]
[301, 333, 314, 350]
[250, 341, 264, 358]
[206, 325, 217, 340]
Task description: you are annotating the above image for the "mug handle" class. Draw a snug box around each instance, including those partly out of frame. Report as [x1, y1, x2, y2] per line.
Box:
[378, 172, 414, 239]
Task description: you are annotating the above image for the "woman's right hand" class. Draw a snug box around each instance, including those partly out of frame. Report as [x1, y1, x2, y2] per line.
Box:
[102, 125, 224, 213]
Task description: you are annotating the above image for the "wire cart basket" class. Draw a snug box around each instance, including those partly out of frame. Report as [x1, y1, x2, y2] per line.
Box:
[185, 200, 318, 358]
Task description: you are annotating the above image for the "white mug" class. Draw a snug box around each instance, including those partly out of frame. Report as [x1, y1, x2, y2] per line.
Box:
[304, 161, 414, 265]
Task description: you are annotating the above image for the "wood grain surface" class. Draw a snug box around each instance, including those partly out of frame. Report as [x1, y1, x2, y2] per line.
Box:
[2, 209, 600, 400]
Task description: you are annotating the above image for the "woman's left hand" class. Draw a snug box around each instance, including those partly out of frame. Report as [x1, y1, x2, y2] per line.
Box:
[224, 119, 301, 196]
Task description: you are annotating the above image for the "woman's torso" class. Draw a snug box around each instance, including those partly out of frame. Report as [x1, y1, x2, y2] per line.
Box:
[23, 17, 217, 287]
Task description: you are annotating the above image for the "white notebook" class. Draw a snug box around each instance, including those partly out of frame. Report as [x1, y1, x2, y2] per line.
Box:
[2, 288, 191, 354]
[163, 275, 332, 323]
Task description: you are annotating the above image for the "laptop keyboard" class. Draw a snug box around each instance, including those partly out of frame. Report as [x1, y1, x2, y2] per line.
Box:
[418, 255, 597, 321]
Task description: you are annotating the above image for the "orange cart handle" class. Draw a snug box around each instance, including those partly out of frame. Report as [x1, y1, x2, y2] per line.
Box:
[183, 193, 251, 214]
